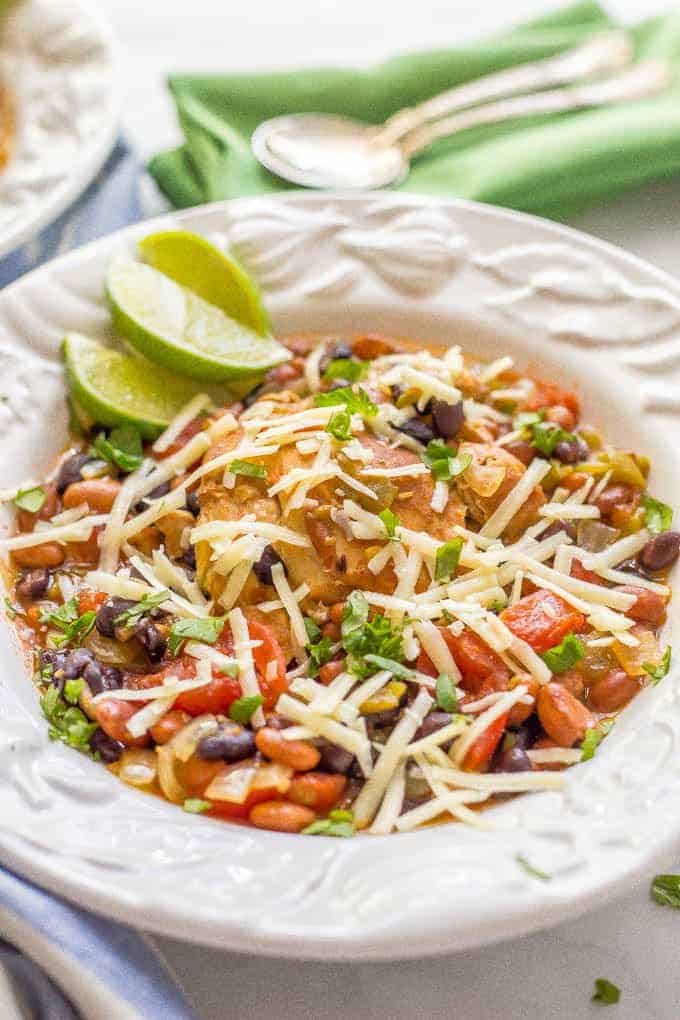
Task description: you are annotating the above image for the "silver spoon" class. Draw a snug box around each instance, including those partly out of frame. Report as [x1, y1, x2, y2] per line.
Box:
[250, 32, 659, 190]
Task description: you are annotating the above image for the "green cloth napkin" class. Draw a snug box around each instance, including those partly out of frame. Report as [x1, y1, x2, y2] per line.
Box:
[149, 1, 680, 221]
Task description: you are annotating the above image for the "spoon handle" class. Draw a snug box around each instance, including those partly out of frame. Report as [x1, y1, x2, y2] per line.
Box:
[399, 61, 670, 159]
[374, 30, 632, 148]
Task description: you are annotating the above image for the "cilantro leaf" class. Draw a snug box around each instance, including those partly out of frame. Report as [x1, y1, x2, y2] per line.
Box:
[315, 385, 377, 419]
[422, 439, 471, 481]
[183, 798, 212, 814]
[592, 979, 620, 1005]
[515, 853, 551, 881]
[167, 615, 225, 656]
[643, 644, 671, 685]
[341, 594, 404, 678]
[435, 539, 463, 582]
[379, 507, 399, 540]
[323, 358, 367, 383]
[307, 636, 334, 678]
[435, 674, 459, 712]
[651, 873, 680, 909]
[40, 597, 79, 631]
[304, 617, 322, 644]
[581, 718, 615, 762]
[114, 590, 169, 627]
[58, 611, 96, 647]
[91, 426, 143, 473]
[40, 598, 94, 646]
[325, 408, 352, 441]
[641, 493, 673, 534]
[229, 694, 264, 724]
[363, 654, 413, 678]
[14, 486, 46, 513]
[302, 809, 355, 838]
[64, 678, 84, 704]
[529, 421, 575, 457]
[40, 684, 98, 756]
[541, 633, 585, 674]
[229, 459, 267, 479]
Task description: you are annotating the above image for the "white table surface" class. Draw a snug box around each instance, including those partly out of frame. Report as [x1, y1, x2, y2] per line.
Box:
[95, 1, 680, 1016]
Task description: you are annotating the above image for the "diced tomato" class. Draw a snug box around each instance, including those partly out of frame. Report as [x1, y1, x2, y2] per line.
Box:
[417, 626, 510, 694]
[92, 699, 150, 748]
[570, 558, 604, 587]
[462, 712, 508, 772]
[247, 619, 289, 709]
[525, 379, 579, 417]
[154, 418, 205, 460]
[174, 661, 241, 716]
[77, 588, 108, 615]
[500, 589, 585, 654]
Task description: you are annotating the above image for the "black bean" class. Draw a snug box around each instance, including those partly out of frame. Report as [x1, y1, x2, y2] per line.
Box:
[179, 545, 197, 572]
[618, 557, 652, 580]
[317, 740, 355, 775]
[542, 519, 577, 542]
[134, 480, 171, 514]
[512, 716, 541, 749]
[40, 648, 69, 688]
[197, 724, 256, 763]
[396, 417, 434, 445]
[432, 399, 465, 440]
[185, 490, 200, 517]
[639, 530, 680, 572]
[331, 342, 352, 361]
[553, 437, 589, 465]
[62, 648, 95, 679]
[135, 619, 167, 663]
[414, 711, 453, 741]
[90, 664, 121, 695]
[90, 728, 124, 764]
[253, 545, 284, 586]
[243, 382, 266, 409]
[55, 452, 94, 494]
[16, 568, 50, 601]
[96, 597, 136, 638]
[365, 707, 400, 731]
[349, 745, 379, 778]
[493, 746, 533, 773]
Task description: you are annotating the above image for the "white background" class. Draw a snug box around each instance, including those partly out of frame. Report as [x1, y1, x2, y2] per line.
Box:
[96, 1, 680, 1016]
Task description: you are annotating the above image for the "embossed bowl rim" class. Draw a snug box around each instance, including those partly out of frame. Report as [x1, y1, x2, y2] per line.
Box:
[1, 192, 679, 960]
[0, 0, 121, 257]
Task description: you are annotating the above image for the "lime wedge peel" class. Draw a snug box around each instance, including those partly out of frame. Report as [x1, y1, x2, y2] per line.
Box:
[62, 332, 216, 440]
[106, 254, 290, 383]
[139, 230, 271, 337]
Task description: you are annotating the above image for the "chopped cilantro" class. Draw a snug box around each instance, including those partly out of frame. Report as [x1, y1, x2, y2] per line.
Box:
[114, 590, 169, 626]
[167, 615, 225, 656]
[643, 644, 671, 684]
[541, 633, 585, 674]
[40, 684, 98, 755]
[341, 593, 404, 678]
[4, 597, 21, 620]
[422, 439, 471, 482]
[592, 979, 620, 1005]
[229, 459, 267, 479]
[435, 539, 463, 582]
[379, 507, 399, 540]
[323, 358, 367, 383]
[40, 597, 78, 630]
[315, 385, 377, 419]
[229, 694, 264, 724]
[304, 617, 322, 643]
[515, 853, 551, 881]
[61, 611, 97, 647]
[39, 598, 94, 645]
[363, 654, 413, 678]
[528, 421, 575, 457]
[435, 674, 459, 712]
[63, 678, 84, 704]
[14, 486, 46, 513]
[91, 425, 143, 473]
[303, 617, 334, 677]
[641, 493, 673, 534]
[651, 873, 680, 909]
[302, 809, 355, 837]
[183, 798, 212, 814]
[581, 718, 614, 762]
[325, 408, 352, 441]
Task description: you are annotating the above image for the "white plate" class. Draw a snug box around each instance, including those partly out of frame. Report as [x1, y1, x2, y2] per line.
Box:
[0, 0, 119, 258]
[0, 193, 679, 960]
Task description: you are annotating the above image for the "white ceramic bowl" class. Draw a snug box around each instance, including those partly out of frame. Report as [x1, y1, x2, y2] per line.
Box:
[0, 0, 120, 257]
[1, 193, 679, 960]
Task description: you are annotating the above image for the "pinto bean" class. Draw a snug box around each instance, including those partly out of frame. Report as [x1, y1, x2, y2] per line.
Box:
[255, 727, 320, 771]
[63, 478, 122, 513]
[507, 675, 538, 727]
[249, 800, 316, 833]
[149, 710, 191, 745]
[12, 543, 65, 568]
[556, 668, 585, 701]
[588, 669, 640, 713]
[319, 659, 344, 685]
[594, 483, 639, 523]
[615, 585, 667, 626]
[504, 439, 535, 466]
[351, 334, 396, 360]
[537, 682, 593, 748]
[545, 404, 576, 431]
[287, 772, 346, 811]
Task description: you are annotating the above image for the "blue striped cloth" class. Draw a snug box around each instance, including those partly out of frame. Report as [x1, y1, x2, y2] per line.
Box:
[0, 139, 199, 1020]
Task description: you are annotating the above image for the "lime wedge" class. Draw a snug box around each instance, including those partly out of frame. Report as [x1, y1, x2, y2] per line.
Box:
[106, 255, 289, 383]
[62, 332, 216, 439]
[139, 230, 270, 336]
